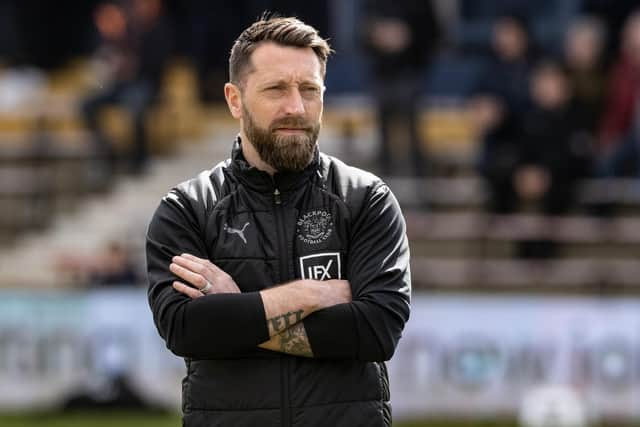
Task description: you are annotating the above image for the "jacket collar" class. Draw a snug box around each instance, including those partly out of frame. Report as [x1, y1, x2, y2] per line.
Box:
[229, 136, 321, 194]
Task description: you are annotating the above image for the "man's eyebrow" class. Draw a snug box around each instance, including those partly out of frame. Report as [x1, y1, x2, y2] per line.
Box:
[259, 80, 288, 88]
[259, 78, 322, 88]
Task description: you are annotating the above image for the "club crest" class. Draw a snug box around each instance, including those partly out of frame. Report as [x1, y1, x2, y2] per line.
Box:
[297, 210, 333, 245]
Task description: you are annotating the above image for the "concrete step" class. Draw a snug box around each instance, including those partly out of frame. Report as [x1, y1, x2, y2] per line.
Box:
[411, 257, 640, 292]
[405, 211, 640, 244]
[0, 127, 236, 288]
[388, 177, 640, 210]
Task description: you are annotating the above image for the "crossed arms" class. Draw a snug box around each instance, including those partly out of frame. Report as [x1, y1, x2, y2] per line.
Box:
[169, 253, 351, 358]
[146, 182, 410, 362]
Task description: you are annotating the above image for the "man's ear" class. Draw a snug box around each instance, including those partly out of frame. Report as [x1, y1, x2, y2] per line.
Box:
[224, 83, 243, 119]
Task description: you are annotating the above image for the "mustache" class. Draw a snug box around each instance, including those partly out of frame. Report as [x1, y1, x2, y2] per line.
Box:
[269, 116, 313, 131]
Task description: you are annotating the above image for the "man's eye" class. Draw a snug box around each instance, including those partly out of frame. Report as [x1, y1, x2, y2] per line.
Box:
[301, 86, 321, 95]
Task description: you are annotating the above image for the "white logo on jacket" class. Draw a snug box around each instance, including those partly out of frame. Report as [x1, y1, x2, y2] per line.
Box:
[224, 222, 250, 244]
[299, 252, 341, 280]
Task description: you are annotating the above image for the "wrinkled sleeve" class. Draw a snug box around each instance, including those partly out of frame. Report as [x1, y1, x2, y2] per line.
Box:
[304, 184, 411, 361]
[146, 189, 269, 358]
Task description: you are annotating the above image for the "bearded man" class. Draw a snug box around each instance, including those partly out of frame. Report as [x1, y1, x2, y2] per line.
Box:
[146, 15, 411, 427]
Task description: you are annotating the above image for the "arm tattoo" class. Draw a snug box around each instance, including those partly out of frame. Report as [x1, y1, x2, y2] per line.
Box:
[278, 323, 313, 358]
[263, 310, 313, 357]
[267, 309, 304, 335]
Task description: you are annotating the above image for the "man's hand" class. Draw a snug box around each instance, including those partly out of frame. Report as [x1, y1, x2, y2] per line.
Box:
[170, 253, 240, 298]
[170, 253, 352, 357]
[514, 165, 550, 202]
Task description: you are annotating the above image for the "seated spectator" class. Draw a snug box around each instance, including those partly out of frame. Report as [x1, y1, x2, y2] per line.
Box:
[56, 241, 141, 287]
[516, 61, 591, 218]
[560, 16, 607, 189]
[81, 0, 174, 176]
[88, 241, 141, 286]
[470, 14, 535, 213]
[360, 0, 441, 177]
[564, 16, 607, 138]
[502, 61, 591, 257]
[457, 0, 580, 56]
[597, 11, 640, 178]
[581, 0, 638, 65]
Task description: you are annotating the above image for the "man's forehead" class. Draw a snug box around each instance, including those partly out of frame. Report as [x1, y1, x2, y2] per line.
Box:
[247, 42, 323, 85]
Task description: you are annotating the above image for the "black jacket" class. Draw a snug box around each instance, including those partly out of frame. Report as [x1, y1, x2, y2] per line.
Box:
[146, 140, 411, 427]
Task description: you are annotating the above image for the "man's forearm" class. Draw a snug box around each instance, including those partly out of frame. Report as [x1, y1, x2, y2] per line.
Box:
[258, 322, 313, 357]
[259, 279, 350, 337]
[255, 278, 350, 357]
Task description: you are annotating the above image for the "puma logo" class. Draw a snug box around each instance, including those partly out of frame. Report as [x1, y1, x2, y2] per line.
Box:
[224, 222, 250, 244]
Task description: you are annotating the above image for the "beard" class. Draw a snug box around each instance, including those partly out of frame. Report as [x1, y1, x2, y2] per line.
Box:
[242, 106, 320, 173]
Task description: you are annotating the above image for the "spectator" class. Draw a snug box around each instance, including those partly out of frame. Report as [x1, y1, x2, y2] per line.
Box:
[517, 61, 590, 216]
[597, 11, 640, 178]
[56, 241, 141, 287]
[581, 0, 638, 65]
[361, 0, 440, 177]
[564, 16, 607, 137]
[512, 61, 590, 257]
[561, 16, 607, 189]
[471, 14, 534, 213]
[81, 0, 174, 175]
[88, 241, 141, 286]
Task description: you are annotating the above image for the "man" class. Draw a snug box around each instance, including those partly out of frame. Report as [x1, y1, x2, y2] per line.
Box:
[146, 16, 411, 427]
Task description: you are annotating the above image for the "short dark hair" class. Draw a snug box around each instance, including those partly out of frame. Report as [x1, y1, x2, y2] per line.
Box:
[229, 15, 332, 87]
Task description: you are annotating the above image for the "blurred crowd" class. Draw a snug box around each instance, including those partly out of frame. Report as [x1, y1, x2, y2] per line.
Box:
[3, 1, 640, 183]
[4, 0, 640, 272]
[470, 9, 636, 214]
[462, 3, 639, 256]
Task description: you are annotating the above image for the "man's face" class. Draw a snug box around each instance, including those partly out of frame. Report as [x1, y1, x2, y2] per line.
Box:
[233, 42, 324, 172]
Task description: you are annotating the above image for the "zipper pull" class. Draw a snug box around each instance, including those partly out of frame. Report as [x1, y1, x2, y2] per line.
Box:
[273, 188, 281, 205]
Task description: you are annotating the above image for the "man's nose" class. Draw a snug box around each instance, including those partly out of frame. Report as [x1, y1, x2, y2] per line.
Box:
[282, 88, 305, 115]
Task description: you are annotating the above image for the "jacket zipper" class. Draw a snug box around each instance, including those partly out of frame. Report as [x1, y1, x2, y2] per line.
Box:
[273, 185, 291, 427]
[273, 187, 287, 280]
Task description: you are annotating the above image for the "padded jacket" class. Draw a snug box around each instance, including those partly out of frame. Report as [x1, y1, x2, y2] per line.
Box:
[146, 139, 411, 427]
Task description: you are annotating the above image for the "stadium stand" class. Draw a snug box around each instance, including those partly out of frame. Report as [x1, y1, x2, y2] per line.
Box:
[0, 118, 237, 288]
[0, 1, 639, 301]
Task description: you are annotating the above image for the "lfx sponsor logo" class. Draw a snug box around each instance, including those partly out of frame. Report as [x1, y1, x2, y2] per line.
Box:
[299, 252, 341, 280]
